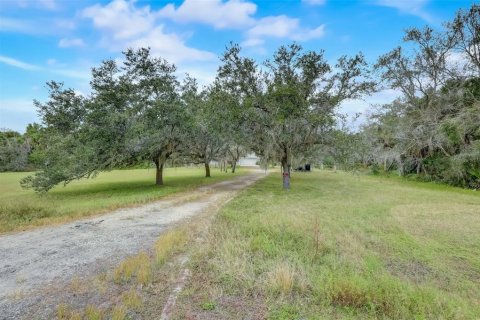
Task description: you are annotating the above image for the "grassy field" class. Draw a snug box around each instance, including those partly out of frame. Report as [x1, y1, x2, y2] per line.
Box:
[0, 167, 244, 233]
[175, 170, 480, 319]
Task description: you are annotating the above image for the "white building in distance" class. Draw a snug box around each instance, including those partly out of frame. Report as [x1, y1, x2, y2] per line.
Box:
[238, 153, 259, 167]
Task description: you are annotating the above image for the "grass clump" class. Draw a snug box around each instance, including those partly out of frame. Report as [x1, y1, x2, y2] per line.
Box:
[154, 228, 188, 265]
[56, 304, 82, 320]
[110, 305, 127, 320]
[200, 301, 216, 311]
[267, 262, 295, 295]
[122, 289, 143, 311]
[84, 305, 103, 320]
[113, 252, 151, 285]
[56, 303, 70, 319]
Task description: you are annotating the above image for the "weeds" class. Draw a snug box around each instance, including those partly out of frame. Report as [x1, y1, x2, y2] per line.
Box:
[56, 303, 70, 319]
[111, 305, 127, 320]
[154, 228, 187, 265]
[113, 252, 151, 285]
[122, 289, 143, 311]
[56, 303, 81, 320]
[267, 262, 295, 295]
[84, 305, 103, 320]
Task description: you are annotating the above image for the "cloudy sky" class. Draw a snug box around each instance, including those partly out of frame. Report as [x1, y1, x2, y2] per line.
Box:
[0, 0, 474, 131]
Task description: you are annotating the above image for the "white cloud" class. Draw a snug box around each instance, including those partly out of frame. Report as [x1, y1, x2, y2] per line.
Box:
[81, 0, 326, 58]
[247, 16, 299, 39]
[4, 0, 57, 11]
[55, 19, 76, 30]
[376, 0, 432, 22]
[83, 0, 155, 40]
[127, 26, 216, 63]
[340, 88, 401, 118]
[159, 0, 257, 29]
[244, 15, 326, 47]
[241, 38, 265, 48]
[39, 0, 57, 10]
[0, 17, 38, 34]
[47, 59, 57, 66]
[446, 50, 474, 76]
[58, 38, 85, 48]
[177, 63, 218, 87]
[54, 69, 91, 80]
[0, 17, 74, 35]
[0, 99, 36, 113]
[302, 0, 326, 6]
[294, 25, 326, 41]
[82, 0, 216, 63]
[0, 55, 90, 80]
[0, 55, 42, 71]
[0, 100, 38, 132]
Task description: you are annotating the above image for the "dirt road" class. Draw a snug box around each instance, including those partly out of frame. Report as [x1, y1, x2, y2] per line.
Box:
[0, 172, 264, 318]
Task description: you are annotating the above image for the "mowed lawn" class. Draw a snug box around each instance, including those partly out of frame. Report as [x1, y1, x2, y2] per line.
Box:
[178, 171, 480, 319]
[0, 167, 244, 233]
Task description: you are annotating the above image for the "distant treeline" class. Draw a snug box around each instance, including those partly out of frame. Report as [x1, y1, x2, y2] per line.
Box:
[0, 124, 44, 172]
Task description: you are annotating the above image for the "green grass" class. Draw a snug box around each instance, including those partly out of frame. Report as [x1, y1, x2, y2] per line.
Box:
[181, 170, 480, 319]
[0, 167, 244, 233]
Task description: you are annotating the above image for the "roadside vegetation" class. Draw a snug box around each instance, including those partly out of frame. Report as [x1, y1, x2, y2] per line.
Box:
[0, 167, 244, 233]
[173, 171, 480, 319]
[47, 224, 190, 320]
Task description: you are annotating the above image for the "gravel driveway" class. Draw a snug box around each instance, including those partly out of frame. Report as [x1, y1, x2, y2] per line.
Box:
[0, 171, 264, 318]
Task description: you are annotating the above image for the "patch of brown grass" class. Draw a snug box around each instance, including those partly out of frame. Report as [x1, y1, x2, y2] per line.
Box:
[84, 305, 103, 320]
[111, 304, 127, 320]
[330, 280, 370, 309]
[266, 262, 308, 295]
[113, 251, 151, 285]
[122, 288, 143, 311]
[154, 228, 187, 265]
[56, 303, 70, 319]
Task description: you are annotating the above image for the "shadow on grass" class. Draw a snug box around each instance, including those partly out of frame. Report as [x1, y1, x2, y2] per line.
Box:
[0, 169, 242, 233]
[47, 175, 215, 199]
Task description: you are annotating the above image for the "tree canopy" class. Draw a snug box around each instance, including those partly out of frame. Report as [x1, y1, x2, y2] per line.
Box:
[5, 3, 478, 191]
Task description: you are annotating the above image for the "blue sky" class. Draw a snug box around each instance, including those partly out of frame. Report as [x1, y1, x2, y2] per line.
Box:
[0, 0, 475, 131]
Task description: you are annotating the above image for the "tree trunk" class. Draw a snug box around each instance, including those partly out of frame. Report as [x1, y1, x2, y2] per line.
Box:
[205, 161, 211, 178]
[154, 155, 166, 186]
[154, 159, 164, 186]
[231, 161, 237, 173]
[281, 157, 290, 189]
